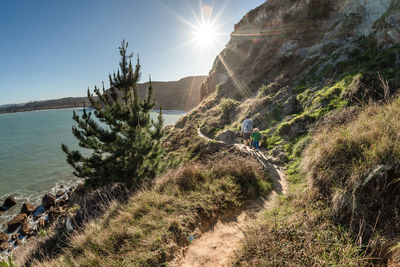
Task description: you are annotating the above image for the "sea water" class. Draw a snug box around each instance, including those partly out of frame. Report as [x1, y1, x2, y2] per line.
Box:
[0, 108, 184, 227]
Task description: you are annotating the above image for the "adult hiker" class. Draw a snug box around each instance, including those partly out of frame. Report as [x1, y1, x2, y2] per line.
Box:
[241, 115, 254, 149]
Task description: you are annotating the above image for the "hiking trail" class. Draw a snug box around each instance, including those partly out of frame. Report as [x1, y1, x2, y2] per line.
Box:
[170, 129, 288, 267]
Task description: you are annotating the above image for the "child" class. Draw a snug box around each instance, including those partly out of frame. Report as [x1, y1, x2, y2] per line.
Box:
[251, 128, 261, 151]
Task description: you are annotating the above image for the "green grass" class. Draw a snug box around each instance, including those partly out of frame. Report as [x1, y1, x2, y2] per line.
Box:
[0, 258, 15, 267]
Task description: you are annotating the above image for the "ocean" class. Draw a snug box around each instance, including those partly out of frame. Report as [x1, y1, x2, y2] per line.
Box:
[0, 108, 184, 227]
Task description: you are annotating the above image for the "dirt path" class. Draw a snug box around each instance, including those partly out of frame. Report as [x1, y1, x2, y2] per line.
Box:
[171, 130, 288, 267]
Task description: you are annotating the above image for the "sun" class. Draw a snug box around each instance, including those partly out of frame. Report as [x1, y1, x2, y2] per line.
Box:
[193, 22, 217, 47]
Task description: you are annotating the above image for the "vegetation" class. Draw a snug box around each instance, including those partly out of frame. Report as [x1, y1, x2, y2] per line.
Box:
[232, 192, 366, 266]
[0, 258, 15, 267]
[34, 157, 271, 266]
[62, 40, 164, 188]
[218, 98, 240, 115]
[303, 96, 400, 239]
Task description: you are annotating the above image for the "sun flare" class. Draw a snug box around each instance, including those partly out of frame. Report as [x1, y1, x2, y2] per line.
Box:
[193, 22, 217, 47]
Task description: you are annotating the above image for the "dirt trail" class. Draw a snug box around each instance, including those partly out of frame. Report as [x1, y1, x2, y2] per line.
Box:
[171, 130, 288, 267]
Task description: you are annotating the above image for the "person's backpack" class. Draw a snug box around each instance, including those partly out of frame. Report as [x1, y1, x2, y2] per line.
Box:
[243, 119, 253, 133]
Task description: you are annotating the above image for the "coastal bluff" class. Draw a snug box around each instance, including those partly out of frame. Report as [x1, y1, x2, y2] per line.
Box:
[0, 75, 207, 114]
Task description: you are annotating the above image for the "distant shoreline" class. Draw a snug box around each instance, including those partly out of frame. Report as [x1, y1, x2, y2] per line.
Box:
[0, 106, 186, 116]
[0, 105, 90, 115]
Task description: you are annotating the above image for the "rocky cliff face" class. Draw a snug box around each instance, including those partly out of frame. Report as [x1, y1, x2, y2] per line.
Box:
[178, 0, 399, 142]
[137, 76, 207, 111]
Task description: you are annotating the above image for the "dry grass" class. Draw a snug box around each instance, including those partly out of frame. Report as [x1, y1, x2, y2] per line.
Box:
[302, 95, 400, 251]
[303, 96, 400, 197]
[32, 156, 270, 266]
[232, 191, 366, 266]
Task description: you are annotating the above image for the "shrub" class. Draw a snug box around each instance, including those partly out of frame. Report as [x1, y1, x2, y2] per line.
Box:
[218, 98, 240, 115]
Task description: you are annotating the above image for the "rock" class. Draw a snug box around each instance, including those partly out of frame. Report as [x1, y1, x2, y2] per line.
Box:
[48, 206, 63, 222]
[11, 233, 18, 240]
[21, 221, 31, 235]
[0, 232, 8, 243]
[56, 190, 65, 198]
[57, 196, 69, 208]
[66, 218, 74, 232]
[38, 219, 45, 228]
[282, 95, 301, 115]
[33, 205, 46, 219]
[42, 194, 56, 209]
[7, 213, 28, 233]
[0, 242, 8, 251]
[15, 238, 23, 246]
[215, 130, 240, 144]
[1, 196, 16, 210]
[21, 203, 35, 215]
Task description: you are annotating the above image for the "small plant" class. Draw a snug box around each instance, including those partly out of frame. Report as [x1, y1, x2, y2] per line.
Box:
[0, 257, 15, 267]
[38, 229, 49, 237]
[219, 98, 240, 114]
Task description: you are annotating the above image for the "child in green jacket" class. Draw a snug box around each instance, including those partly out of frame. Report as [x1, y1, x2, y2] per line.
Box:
[251, 128, 261, 151]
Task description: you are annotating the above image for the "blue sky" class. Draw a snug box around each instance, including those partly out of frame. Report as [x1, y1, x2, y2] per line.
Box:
[0, 0, 264, 105]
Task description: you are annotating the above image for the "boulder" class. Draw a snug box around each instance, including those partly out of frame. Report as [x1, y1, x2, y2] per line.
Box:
[48, 206, 63, 222]
[7, 213, 28, 233]
[21, 221, 31, 235]
[0, 242, 8, 251]
[21, 203, 35, 215]
[15, 238, 23, 246]
[282, 95, 301, 115]
[215, 130, 240, 144]
[42, 194, 56, 209]
[38, 219, 45, 228]
[0, 232, 8, 243]
[1, 196, 16, 209]
[33, 205, 46, 219]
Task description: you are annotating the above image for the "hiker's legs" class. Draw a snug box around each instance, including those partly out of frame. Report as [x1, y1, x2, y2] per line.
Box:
[253, 140, 259, 150]
[243, 133, 251, 148]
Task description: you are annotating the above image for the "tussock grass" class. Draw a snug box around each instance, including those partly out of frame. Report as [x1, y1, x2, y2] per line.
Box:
[302, 95, 400, 255]
[303, 96, 400, 198]
[232, 192, 365, 266]
[33, 157, 270, 266]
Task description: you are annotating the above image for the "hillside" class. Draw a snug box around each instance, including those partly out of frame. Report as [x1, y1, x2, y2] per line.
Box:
[0, 76, 206, 114]
[5, 0, 400, 266]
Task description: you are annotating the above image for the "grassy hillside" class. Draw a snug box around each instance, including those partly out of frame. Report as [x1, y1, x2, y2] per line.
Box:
[17, 157, 270, 266]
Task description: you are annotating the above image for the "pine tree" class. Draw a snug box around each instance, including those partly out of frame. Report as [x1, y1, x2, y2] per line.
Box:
[62, 40, 164, 187]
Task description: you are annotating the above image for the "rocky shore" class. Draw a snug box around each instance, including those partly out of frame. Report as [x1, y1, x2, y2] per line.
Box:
[0, 185, 76, 258]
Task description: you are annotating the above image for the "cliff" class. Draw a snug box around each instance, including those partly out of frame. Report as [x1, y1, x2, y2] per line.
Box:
[0, 76, 206, 114]
[137, 76, 207, 111]
[178, 0, 399, 139]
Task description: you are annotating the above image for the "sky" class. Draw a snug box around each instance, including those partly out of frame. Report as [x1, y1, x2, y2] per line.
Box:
[0, 0, 265, 105]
